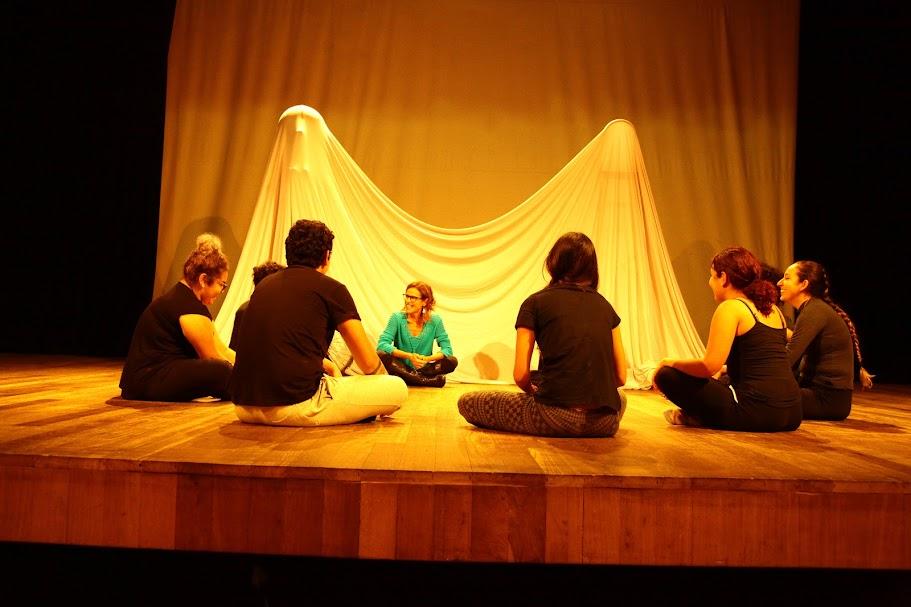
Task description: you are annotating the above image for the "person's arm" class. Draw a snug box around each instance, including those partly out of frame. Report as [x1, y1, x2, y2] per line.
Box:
[229, 305, 245, 352]
[376, 314, 426, 367]
[376, 314, 398, 355]
[339, 318, 387, 375]
[513, 327, 536, 394]
[786, 305, 826, 368]
[322, 358, 342, 377]
[179, 314, 235, 364]
[660, 301, 739, 378]
[611, 327, 628, 386]
[428, 316, 454, 361]
[215, 331, 236, 365]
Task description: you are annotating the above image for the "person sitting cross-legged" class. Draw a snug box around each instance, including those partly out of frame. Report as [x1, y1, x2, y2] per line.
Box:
[377, 281, 458, 388]
[230, 219, 407, 426]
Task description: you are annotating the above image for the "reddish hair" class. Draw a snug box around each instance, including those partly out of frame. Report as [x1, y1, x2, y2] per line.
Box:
[404, 281, 435, 325]
[711, 247, 777, 315]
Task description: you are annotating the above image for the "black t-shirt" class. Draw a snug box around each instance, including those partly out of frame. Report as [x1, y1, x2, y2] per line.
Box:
[516, 283, 621, 411]
[120, 282, 211, 392]
[229, 266, 360, 406]
[228, 300, 249, 351]
[787, 298, 855, 390]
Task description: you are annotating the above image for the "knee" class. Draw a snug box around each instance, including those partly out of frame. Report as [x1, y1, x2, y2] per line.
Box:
[206, 358, 233, 377]
[653, 366, 676, 391]
[384, 375, 409, 402]
[457, 393, 477, 418]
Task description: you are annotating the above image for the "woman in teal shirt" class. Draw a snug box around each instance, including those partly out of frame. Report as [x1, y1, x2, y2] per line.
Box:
[377, 281, 458, 387]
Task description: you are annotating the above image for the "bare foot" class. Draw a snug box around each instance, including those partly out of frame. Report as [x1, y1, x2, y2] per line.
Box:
[663, 408, 685, 425]
[663, 408, 702, 427]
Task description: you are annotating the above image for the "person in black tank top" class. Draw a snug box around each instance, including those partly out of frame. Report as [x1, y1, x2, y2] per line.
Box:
[654, 247, 802, 432]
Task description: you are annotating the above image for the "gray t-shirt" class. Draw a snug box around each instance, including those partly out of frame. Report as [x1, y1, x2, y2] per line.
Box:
[787, 298, 855, 390]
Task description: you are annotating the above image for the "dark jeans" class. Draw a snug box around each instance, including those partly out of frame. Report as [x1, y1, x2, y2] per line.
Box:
[800, 385, 852, 420]
[654, 367, 801, 432]
[122, 358, 232, 401]
[378, 353, 458, 387]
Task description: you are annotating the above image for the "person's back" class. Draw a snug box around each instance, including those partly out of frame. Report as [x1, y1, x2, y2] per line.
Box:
[458, 232, 628, 438]
[120, 283, 207, 393]
[230, 266, 355, 406]
[119, 234, 233, 401]
[524, 284, 621, 411]
[228, 260, 286, 352]
[229, 218, 407, 427]
[792, 298, 854, 390]
[725, 300, 801, 409]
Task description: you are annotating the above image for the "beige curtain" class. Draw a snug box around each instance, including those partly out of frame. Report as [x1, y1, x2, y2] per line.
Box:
[159, 0, 798, 349]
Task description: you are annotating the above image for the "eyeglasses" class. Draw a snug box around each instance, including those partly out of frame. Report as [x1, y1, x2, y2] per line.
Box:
[403, 294, 424, 302]
[217, 279, 229, 291]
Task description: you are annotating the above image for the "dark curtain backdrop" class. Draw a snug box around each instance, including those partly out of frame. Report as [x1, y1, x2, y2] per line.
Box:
[0, 1, 908, 384]
[794, 1, 910, 384]
[1, 1, 175, 358]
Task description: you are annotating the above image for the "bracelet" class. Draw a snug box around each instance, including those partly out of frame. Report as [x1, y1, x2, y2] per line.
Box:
[367, 359, 385, 375]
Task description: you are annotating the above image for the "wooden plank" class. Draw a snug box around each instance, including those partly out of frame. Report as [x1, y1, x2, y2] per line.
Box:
[0, 466, 69, 544]
[65, 469, 140, 547]
[138, 472, 178, 549]
[470, 484, 547, 562]
[1, 356, 910, 568]
[322, 481, 361, 557]
[797, 491, 910, 569]
[432, 484, 472, 561]
[359, 482, 398, 559]
[395, 484, 435, 560]
[582, 487, 693, 565]
[544, 484, 584, 563]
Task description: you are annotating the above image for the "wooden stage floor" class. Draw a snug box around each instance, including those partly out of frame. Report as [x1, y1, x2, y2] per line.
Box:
[1, 354, 908, 569]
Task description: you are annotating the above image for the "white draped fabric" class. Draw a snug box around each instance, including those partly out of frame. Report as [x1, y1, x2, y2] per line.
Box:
[214, 105, 705, 386]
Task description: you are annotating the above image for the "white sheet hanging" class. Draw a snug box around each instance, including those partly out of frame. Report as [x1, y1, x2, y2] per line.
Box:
[214, 105, 704, 386]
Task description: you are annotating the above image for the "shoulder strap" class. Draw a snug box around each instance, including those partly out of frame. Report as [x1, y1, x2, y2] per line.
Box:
[773, 305, 786, 329]
[734, 298, 758, 319]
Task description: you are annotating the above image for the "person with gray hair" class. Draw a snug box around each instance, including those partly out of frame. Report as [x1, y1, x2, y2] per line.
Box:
[120, 233, 234, 401]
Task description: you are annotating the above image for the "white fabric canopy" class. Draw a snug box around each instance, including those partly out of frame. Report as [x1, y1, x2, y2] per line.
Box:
[214, 105, 705, 386]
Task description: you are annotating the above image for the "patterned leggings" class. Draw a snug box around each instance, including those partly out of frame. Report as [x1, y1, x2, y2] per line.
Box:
[457, 390, 626, 437]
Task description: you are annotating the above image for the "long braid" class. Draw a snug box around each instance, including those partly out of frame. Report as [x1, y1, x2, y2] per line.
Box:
[796, 261, 874, 389]
[821, 294, 863, 366]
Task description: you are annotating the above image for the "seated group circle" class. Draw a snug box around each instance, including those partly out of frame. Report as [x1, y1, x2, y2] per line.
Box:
[119, 220, 871, 435]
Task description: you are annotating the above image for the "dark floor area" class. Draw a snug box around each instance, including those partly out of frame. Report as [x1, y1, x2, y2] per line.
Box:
[1, 542, 907, 606]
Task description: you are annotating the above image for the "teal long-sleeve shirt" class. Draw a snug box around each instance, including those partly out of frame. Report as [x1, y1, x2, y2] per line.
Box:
[376, 312, 454, 368]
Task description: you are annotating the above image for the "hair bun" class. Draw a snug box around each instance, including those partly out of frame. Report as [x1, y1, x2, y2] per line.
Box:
[196, 232, 223, 252]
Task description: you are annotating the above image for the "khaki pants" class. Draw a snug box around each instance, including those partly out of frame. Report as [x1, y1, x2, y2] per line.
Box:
[235, 375, 407, 426]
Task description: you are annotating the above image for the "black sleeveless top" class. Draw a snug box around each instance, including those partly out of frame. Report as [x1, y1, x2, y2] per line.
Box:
[726, 300, 802, 409]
